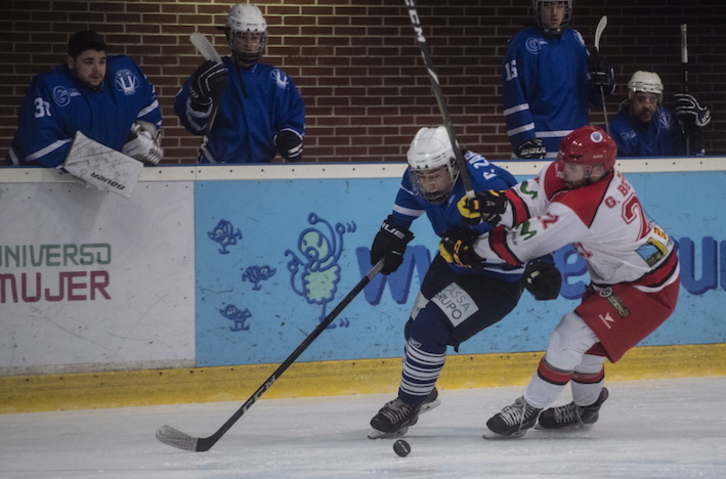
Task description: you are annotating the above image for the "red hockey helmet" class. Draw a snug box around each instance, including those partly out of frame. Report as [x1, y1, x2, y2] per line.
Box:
[557, 126, 617, 172]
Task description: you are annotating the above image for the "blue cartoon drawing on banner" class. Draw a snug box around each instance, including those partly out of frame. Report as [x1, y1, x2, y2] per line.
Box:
[285, 213, 356, 328]
[208, 219, 243, 254]
[219, 304, 253, 332]
[242, 265, 277, 290]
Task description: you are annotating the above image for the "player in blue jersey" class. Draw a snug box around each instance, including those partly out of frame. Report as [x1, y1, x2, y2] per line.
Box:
[609, 71, 711, 157]
[502, 0, 615, 160]
[6, 30, 162, 168]
[367, 127, 562, 439]
[175, 4, 305, 164]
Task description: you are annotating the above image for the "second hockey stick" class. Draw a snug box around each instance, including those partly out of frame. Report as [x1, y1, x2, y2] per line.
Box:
[155, 259, 384, 452]
[681, 23, 690, 153]
[594, 15, 610, 135]
[404, 0, 474, 200]
[189, 32, 225, 135]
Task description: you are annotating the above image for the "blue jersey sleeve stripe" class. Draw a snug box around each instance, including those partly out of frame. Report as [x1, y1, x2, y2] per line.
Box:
[503, 103, 529, 116]
[508, 122, 535, 137]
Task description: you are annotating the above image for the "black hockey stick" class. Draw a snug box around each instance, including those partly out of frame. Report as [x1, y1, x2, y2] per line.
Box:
[680, 23, 690, 153]
[594, 16, 610, 135]
[156, 259, 384, 452]
[404, 0, 475, 200]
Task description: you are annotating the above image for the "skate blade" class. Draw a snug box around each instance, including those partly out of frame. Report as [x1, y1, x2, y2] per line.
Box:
[534, 423, 591, 431]
[420, 398, 441, 413]
[482, 429, 527, 440]
[368, 426, 409, 440]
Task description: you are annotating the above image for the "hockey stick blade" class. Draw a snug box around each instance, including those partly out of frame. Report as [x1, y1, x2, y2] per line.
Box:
[190, 32, 222, 64]
[156, 425, 200, 452]
[594, 15, 607, 53]
[155, 260, 385, 452]
[404, 0, 474, 200]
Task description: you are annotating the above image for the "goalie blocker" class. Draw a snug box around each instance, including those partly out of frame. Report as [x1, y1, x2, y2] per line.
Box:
[63, 131, 144, 198]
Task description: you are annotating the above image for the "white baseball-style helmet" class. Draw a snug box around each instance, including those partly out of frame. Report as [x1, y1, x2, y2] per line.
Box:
[627, 71, 663, 100]
[225, 4, 268, 65]
[407, 126, 459, 204]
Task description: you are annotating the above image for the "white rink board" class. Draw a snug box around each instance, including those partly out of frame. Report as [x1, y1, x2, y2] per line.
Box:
[0, 179, 195, 375]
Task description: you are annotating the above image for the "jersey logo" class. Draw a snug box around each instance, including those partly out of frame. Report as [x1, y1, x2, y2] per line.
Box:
[52, 86, 76, 107]
[114, 69, 140, 96]
[658, 111, 673, 130]
[525, 37, 545, 55]
[270, 69, 289, 90]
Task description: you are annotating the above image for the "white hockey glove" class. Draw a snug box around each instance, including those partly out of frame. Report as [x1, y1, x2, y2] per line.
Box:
[123, 120, 162, 165]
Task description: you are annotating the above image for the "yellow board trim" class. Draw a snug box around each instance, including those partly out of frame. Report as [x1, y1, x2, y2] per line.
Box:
[2, 343, 725, 414]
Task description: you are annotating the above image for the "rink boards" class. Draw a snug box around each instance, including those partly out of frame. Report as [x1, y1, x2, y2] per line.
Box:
[1, 157, 724, 412]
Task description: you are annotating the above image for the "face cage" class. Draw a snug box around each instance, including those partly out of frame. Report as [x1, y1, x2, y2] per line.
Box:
[535, 1, 572, 35]
[227, 30, 267, 64]
[409, 163, 459, 205]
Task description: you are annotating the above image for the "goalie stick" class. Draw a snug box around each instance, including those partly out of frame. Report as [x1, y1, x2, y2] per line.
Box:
[189, 32, 225, 135]
[593, 15, 610, 135]
[403, 0, 474, 200]
[156, 259, 385, 452]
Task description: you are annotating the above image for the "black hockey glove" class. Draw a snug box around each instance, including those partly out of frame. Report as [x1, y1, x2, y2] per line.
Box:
[189, 60, 228, 111]
[522, 260, 562, 301]
[370, 216, 414, 275]
[439, 228, 484, 269]
[674, 92, 711, 131]
[515, 138, 546, 160]
[457, 190, 507, 226]
[274, 130, 304, 162]
[588, 56, 616, 95]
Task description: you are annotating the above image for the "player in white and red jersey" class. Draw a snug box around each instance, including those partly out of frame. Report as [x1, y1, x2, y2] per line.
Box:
[443, 125, 680, 438]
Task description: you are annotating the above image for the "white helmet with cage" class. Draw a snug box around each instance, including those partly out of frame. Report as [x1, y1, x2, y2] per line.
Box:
[627, 71, 664, 101]
[225, 4, 268, 65]
[407, 126, 460, 204]
[533, 0, 573, 35]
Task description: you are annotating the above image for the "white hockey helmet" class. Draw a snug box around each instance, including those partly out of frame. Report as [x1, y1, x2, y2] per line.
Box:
[225, 4, 268, 64]
[533, 0, 573, 35]
[627, 71, 663, 100]
[407, 126, 459, 204]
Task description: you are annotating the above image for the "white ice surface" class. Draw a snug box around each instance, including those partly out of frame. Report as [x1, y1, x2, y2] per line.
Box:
[1, 376, 725, 479]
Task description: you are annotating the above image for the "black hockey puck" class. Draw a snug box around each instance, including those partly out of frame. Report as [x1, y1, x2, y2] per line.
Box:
[393, 439, 411, 457]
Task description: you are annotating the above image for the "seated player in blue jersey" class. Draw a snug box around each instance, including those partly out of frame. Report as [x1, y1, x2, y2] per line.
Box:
[609, 71, 711, 157]
[367, 126, 562, 439]
[5, 30, 162, 168]
[175, 4, 305, 164]
[502, 1, 615, 160]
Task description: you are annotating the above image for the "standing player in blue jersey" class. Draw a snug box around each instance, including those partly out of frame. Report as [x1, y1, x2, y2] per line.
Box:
[6, 30, 162, 167]
[175, 4, 305, 164]
[502, 0, 615, 160]
[367, 127, 562, 439]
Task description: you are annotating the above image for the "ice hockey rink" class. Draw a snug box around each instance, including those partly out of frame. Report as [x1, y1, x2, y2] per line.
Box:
[1, 376, 724, 479]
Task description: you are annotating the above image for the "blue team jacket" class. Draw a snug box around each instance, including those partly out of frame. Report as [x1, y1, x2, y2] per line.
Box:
[174, 58, 305, 164]
[6, 55, 161, 167]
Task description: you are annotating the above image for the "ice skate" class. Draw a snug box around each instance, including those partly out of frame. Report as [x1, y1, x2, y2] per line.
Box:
[536, 387, 609, 430]
[483, 396, 542, 439]
[368, 388, 440, 439]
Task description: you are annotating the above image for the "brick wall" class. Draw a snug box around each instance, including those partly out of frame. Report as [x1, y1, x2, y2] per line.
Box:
[1, 0, 723, 164]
